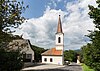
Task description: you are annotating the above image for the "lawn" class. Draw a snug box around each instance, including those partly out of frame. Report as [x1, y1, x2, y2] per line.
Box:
[82, 64, 95, 71]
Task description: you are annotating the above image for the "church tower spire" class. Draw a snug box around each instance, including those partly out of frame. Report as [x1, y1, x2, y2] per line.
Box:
[57, 15, 63, 33]
[55, 15, 64, 51]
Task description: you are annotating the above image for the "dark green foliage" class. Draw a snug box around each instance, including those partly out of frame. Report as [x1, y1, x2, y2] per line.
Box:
[0, 0, 28, 45]
[81, 44, 94, 66]
[31, 45, 46, 62]
[0, 0, 27, 71]
[88, 0, 100, 70]
[64, 50, 77, 62]
[0, 35, 23, 71]
[0, 0, 27, 31]
[81, 43, 100, 71]
[0, 48, 23, 71]
[81, 0, 100, 71]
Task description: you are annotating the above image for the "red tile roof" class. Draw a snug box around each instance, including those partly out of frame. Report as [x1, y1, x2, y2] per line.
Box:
[41, 48, 63, 56]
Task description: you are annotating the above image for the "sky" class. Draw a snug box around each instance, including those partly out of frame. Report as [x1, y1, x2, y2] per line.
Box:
[14, 0, 97, 50]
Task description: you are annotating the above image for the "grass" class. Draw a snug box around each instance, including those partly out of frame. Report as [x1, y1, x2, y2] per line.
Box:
[82, 63, 95, 71]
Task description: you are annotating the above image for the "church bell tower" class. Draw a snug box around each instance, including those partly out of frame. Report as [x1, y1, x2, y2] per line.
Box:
[56, 15, 64, 51]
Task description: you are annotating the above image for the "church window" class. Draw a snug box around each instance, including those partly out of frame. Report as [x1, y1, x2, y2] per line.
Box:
[58, 37, 61, 43]
[50, 58, 53, 62]
[44, 58, 47, 62]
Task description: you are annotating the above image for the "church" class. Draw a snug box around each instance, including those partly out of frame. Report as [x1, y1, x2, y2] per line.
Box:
[41, 15, 64, 65]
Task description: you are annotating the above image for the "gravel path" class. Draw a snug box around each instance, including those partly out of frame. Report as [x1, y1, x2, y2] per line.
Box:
[22, 63, 82, 71]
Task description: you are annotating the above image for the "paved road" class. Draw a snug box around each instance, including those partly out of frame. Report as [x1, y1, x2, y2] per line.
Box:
[59, 63, 83, 71]
[22, 63, 82, 71]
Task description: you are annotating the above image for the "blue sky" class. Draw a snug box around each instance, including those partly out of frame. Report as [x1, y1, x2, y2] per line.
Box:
[22, 0, 74, 18]
[22, 0, 47, 18]
[14, 0, 97, 50]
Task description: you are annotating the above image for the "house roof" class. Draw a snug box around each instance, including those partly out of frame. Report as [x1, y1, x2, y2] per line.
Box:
[57, 15, 63, 33]
[8, 39, 32, 51]
[41, 48, 63, 56]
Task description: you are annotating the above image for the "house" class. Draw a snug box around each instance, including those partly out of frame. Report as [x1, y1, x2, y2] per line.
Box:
[41, 15, 64, 65]
[8, 39, 34, 62]
[77, 55, 80, 64]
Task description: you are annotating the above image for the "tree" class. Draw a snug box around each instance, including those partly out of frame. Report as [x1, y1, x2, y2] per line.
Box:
[31, 45, 46, 62]
[0, 0, 28, 71]
[81, 44, 94, 67]
[82, 0, 100, 71]
[0, 48, 23, 71]
[64, 50, 77, 62]
[0, 0, 28, 46]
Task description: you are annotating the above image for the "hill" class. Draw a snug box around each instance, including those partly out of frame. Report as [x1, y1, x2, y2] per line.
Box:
[31, 45, 46, 62]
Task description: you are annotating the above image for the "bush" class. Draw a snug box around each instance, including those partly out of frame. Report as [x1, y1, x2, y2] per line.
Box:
[0, 48, 23, 71]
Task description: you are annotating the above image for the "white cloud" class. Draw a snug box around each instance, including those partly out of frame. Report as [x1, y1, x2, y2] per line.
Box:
[46, 0, 57, 9]
[63, 0, 96, 50]
[14, 0, 97, 50]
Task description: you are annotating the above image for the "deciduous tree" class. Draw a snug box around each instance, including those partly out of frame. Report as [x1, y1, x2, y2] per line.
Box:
[81, 0, 100, 71]
[0, 0, 28, 70]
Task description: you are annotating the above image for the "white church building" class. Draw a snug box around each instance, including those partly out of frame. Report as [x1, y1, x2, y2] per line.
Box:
[41, 15, 64, 65]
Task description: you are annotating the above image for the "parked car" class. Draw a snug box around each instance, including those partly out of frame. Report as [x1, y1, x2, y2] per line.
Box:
[65, 61, 70, 65]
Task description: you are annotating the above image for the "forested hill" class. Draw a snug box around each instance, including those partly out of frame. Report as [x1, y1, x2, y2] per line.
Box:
[31, 45, 46, 62]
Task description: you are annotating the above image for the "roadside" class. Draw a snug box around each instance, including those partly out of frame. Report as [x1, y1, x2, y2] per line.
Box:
[82, 63, 94, 71]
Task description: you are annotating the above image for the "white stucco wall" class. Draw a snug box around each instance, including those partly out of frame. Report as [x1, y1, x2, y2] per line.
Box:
[42, 56, 64, 65]
[56, 33, 64, 50]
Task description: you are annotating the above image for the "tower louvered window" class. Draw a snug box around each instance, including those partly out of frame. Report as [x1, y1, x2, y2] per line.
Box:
[58, 37, 61, 43]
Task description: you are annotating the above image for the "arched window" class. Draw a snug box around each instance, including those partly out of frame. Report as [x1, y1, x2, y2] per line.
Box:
[44, 58, 47, 62]
[50, 58, 53, 62]
[58, 37, 61, 43]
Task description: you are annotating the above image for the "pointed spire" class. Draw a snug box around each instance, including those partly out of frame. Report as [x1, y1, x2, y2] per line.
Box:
[57, 15, 63, 33]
